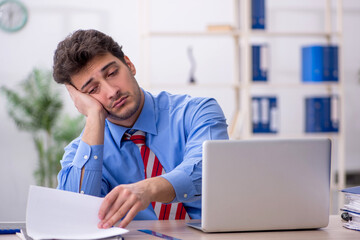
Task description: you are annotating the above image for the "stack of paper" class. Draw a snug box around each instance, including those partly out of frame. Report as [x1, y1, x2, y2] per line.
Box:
[26, 185, 128, 239]
[341, 186, 360, 231]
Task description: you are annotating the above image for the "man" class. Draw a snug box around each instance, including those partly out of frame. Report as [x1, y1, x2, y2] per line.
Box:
[53, 29, 228, 228]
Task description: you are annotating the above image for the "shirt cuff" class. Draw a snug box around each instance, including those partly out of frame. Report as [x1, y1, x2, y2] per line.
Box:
[161, 169, 197, 203]
[72, 140, 104, 170]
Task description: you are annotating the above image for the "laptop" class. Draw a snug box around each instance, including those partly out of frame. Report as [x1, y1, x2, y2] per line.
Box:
[187, 138, 331, 232]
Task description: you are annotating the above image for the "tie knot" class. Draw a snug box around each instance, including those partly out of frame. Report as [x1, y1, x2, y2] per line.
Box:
[124, 130, 146, 146]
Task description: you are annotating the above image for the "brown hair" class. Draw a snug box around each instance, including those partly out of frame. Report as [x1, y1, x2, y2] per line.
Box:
[53, 29, 126, 85]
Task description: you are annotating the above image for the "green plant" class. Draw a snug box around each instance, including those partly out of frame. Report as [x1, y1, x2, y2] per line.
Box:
[1, 68, 84, 187]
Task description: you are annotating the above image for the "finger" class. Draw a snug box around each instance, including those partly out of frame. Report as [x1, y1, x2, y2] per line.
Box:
[98, 190, 120, 220]
[65, 83, 76, 92]
[102, 194, 139, 229]
[101, 192, 128, 224]
[65, 84, 77, 99]
[118, 202, 143, 228]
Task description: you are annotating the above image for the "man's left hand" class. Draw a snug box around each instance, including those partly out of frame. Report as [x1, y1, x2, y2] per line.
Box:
[97, 176, 175, 228]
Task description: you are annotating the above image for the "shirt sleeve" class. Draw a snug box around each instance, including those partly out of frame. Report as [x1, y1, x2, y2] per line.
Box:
[161, 98, 229, 203]
[56, 137, 107, 197]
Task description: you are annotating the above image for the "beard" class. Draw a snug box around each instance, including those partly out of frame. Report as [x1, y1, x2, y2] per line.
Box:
[106, 86, 142, 122]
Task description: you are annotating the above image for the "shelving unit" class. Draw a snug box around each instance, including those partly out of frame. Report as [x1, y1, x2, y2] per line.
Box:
[139, 0, 345, 211]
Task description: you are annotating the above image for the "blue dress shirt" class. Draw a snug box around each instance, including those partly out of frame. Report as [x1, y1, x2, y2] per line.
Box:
[57, 90, 229, 220]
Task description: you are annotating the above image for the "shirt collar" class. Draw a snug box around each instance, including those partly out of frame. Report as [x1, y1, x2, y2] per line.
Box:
[106, 89, 157, 146]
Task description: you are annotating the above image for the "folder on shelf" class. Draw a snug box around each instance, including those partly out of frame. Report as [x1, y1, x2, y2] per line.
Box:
[323, 47, 331, 81]
[330, 46, 339, 81]
[301, 45, 339, 82]
[252, 96, 278, 133]
[251, 0, 266, 29]
[252, 45, 268, 82]
[305, 95, 339, 133]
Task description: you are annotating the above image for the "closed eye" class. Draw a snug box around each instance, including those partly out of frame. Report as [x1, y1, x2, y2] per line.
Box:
[88, 86, 98, 94]
[107, 69, 118, 78]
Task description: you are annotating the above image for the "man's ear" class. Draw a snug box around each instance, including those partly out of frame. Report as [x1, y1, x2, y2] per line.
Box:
[124, 56, 136, 76]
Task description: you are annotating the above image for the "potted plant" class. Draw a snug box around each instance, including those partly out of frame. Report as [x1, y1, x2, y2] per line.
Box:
[1, 68, 84, 187]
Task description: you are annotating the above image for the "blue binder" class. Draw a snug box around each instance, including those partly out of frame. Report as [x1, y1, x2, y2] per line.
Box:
[305, 96, 339, 133]
[341, 186, 360, 215]
[342, 186, 360, 195]
[252, 45, 268, 82]
[323, 46, 331, 81]
[252, 96, 277, 133]
[330, 46, 339, 81]
[341, 186, 360, 231]
[252, 0, 265, 29]
[301, 45, 339, 82]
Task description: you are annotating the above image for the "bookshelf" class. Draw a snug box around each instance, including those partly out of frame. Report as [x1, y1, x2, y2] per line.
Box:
[139, 0, 345, 211]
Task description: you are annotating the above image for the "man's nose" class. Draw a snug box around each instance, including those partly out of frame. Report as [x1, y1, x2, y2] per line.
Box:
[103, 81, 119, 100]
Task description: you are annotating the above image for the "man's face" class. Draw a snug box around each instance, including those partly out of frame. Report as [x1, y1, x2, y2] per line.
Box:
[71, 53, 143, 126]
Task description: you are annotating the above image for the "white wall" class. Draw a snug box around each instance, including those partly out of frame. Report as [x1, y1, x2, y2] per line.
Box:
[0, 0, 140, 221]
[0, 0, 359, 221]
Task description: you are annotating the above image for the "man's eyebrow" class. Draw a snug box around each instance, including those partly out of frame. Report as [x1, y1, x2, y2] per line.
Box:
[80, 61, 118, 91]
[80, 78, 93, 91]
[101, 61, 117, 72]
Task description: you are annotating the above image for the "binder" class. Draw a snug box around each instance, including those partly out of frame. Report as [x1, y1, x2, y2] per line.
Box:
[252, 96, 277, 133]
[251, 0, 265, 29]
[252, 98, 260, 131]
[301, 45, 339, 82]
[252, 45, 268, 82]
[342, 186, 360, 195]
[330, 46, 339, 81]
[302, 46, 323, 82]
[341, 186, 360, 231]
[323, 46, 339, 81]
[305, 96, 339, 133]
[323, 46, 331, 81]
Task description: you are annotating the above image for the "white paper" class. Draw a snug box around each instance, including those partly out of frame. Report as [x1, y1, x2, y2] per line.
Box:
[26, 185, 128, 240]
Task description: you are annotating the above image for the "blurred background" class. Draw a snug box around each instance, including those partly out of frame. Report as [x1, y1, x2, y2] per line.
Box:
[0, 0, 359, 220]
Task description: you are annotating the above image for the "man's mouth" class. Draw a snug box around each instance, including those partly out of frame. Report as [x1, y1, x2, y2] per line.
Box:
[112, 96, 128, 108]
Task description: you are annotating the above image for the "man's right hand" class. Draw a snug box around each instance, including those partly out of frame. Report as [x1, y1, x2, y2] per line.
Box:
[66, 84, 107, 119]
[66, 84, 106, 146]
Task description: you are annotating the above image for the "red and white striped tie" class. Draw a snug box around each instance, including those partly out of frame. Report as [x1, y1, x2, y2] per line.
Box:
[123, 130, 190, 220]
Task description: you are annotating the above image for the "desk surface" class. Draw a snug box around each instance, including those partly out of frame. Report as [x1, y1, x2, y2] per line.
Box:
[2, 215, 358, 240]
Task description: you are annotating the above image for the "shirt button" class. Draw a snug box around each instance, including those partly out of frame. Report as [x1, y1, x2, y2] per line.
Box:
[80, 191, 84, 194]
[184, 193, 188, 198]
[84, 155, 88, 160]
[94, 155, 98, 160]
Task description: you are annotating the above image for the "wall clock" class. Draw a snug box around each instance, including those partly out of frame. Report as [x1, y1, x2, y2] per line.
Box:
[0, 0, 28, 33]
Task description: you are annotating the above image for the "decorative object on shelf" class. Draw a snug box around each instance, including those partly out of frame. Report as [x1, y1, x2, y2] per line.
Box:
[251, 0, 266, 29]
[187, 46, 196, 84]
[252, 96, 278, 133]
[305, 95, 339, 133]
[252, 44, 269, 82]
[0, 0, 28, 33]
[302, 45, 339, 82]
